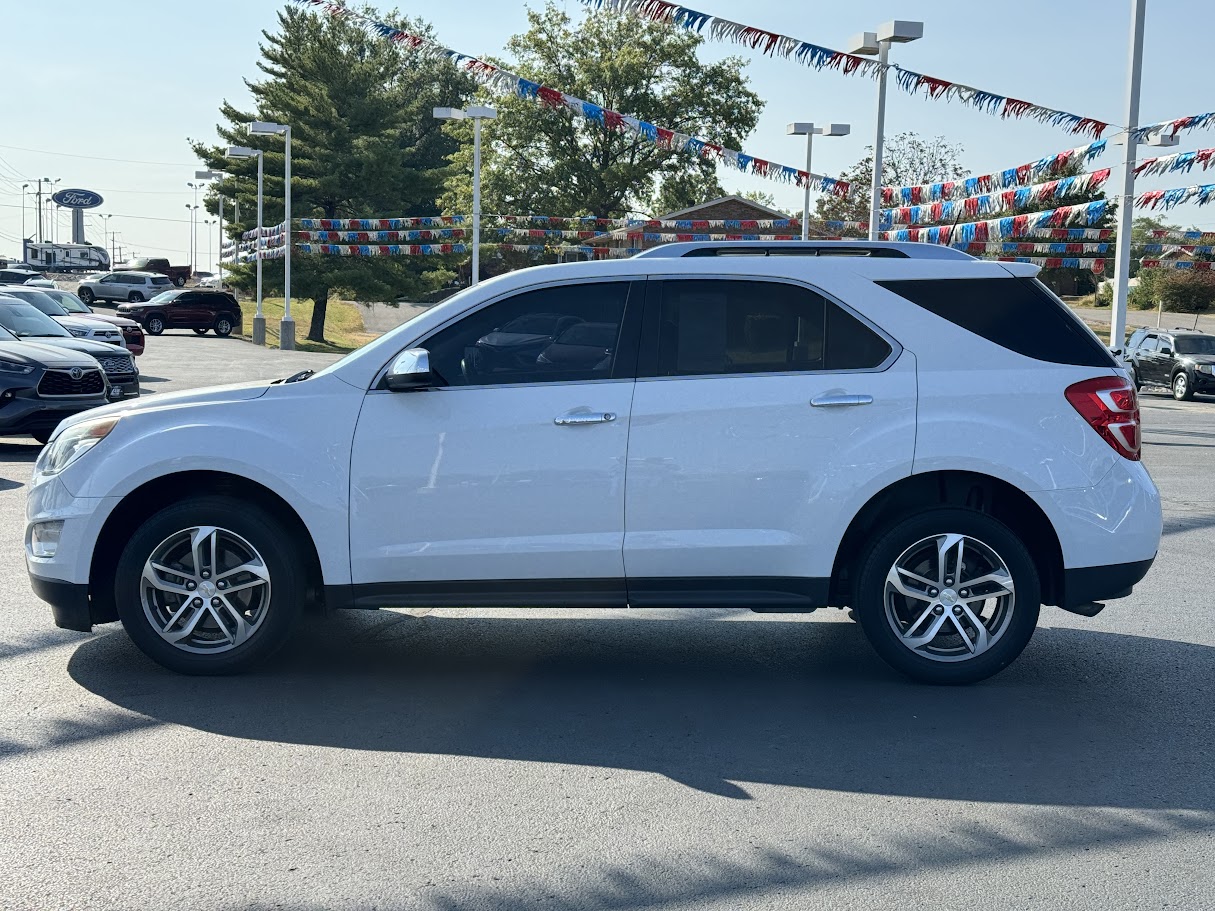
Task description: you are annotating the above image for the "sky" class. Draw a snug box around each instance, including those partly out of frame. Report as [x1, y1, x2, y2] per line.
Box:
[1, 0, 1211, 265]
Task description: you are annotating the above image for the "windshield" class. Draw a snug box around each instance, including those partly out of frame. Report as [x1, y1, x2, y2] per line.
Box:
[148, 290, 183, 304]
[0, 287, 68, 316]
[0, 301, 72, 338]
[45, 290, 90, 313]
[1175, 336, 1215, 356]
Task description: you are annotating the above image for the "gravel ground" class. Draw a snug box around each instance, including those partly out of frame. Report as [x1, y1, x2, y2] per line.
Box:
[0, 336, 1211, 911]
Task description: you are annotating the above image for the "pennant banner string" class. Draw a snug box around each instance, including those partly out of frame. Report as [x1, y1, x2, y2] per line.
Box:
[292, 0, 852, 196]
[582, 0, 1109, 137]
[1129, 112, 1215, 144]
[1139, 259, 1215, 271]
[882, 141, 1106, 204]
[1135, 182, 1215, 210]
[879, 199, 1109, 245]
[1134, 147, 1215, 178]
[883, 169, 1111, 225]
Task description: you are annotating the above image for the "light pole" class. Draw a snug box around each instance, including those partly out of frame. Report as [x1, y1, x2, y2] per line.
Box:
[21, 184, 28, 260]
[203, 219, 215, 272]
[196, 169, 226, 290]
[434, 105, 497, 285]
[229, 145, 266, 345]
[786, 123, 850, 240]
[184, 204, 199, 272]
[849, 21, 923, 240]
[100, 213, 113, 267]
[248, 121, 293, 349]
[186, 181, 204, 272]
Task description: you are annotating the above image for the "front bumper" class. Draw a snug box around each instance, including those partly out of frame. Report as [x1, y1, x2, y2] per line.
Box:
[1191, 370, 1215, 394]
[0, 389, 109, 436]
[30, 575, 93, 632]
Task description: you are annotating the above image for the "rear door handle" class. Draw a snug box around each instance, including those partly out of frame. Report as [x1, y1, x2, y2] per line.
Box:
[810, 394, 874, 408]
[554, 411, 617, 426]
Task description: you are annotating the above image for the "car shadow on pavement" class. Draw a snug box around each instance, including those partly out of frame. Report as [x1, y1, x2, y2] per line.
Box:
[67, 612, 1215, 813]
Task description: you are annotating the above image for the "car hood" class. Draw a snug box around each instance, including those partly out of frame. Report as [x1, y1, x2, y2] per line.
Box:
[55, 315, 113, 333]
[1182, 354, 1215, 365]
[77, 312, 141, 329]
[0, 340, 97, 368]
[17, 336, 126, 357]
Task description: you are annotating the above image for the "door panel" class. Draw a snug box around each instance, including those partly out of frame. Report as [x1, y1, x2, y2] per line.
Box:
[623, 277, 917, 597]
[349, 382, 634, 588]
[624, 358, 917, 587]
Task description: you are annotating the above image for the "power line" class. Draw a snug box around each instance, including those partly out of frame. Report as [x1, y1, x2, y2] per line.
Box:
[0, 202, 190, 225]
[0, 143, 197, 168]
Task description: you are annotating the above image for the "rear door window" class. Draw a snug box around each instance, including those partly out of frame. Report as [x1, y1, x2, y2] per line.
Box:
[652, 279, 891, 377]
[876, 276, 1115, 368]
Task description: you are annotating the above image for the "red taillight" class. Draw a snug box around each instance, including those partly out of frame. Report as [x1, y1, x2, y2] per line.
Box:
[1065, 376, 1141, 461]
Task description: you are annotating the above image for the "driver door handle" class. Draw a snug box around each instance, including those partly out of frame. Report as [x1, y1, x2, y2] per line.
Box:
[554, 411, 617, 426]
[811, 394, 873, 408]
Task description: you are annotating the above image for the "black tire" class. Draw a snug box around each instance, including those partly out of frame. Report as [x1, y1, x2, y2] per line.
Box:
[78, 287, 95, 305]
[31, 428, 54, 445]
[193, 328, 209, 336]
[1130, 365, 1141, 391]
[174, 275, 186, 287]
[127, 291, 144, 303]
[113, 495, 306, 674]
[1172, 371, 1195, 401]
[853, 507, 1041, 685]
[146, 315, 165, 335]
[214, 314, 234, 337]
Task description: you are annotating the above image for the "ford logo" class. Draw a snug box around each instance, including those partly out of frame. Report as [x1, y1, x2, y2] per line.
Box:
[51, 188, 104, 209]
[69, 367, 84, 380]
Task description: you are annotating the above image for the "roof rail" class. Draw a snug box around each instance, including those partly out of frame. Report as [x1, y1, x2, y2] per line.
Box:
[631, 240, 975, 261]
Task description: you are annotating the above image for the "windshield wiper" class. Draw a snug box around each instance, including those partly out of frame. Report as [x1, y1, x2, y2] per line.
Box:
[279, 369, 315, 384]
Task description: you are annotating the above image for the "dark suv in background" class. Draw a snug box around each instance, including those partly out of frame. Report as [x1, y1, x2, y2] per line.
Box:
[1126, 328, 1215, 400]
[117, 289, 242, 336]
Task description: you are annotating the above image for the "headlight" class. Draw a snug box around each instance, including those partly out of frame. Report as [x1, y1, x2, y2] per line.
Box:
[1197, 364, 1215, 375]
[35, 416, 120, 475]
[0, 358, 34, 375]
[68, 328, 89, 337]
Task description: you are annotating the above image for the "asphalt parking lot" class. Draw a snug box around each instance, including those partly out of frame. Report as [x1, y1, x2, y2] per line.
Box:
[1, 335, 1212, 911]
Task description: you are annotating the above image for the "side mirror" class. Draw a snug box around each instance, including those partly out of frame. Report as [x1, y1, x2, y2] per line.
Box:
[384, 348, 434, 392]
[1160, 347, 1173, 356]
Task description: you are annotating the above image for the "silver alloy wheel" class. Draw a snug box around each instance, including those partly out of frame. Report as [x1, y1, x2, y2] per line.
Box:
[141, 525, 272, 654]
[1174, 373, 1188, 399]
[884, 533, 1015, 663]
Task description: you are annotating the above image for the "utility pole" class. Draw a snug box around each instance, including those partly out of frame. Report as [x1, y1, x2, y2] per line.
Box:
[35, 178, 44, 242]
[1110, 0, 1147, 354]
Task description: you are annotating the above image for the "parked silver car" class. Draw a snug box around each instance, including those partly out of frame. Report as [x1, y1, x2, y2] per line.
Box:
[77, 271, 174, 305]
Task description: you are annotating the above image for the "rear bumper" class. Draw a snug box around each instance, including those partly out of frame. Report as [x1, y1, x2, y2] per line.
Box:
[1062, 557, 1154, 608]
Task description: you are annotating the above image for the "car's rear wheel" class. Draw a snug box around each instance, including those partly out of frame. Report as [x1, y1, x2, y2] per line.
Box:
[78, 287, 95, 305]
[214, 315, 234, 337]
[853, 508, 1040, 684]
[127, 291, 143, 303]
[174, 276, 186, 287]
[146, 315, 165, 335]
[193, 328, 209, 336]
[114, 495, 306, 674]
[1173, 371, 1194, 401]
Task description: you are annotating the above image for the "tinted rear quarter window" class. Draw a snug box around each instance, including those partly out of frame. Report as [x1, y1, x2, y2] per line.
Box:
[876, 277, 1115, 368]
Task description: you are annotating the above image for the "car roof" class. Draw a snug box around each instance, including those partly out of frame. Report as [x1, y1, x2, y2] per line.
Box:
[633, 240, 975, 261]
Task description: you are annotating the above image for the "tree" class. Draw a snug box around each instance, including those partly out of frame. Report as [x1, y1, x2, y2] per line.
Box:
[438, 2, 763, 219]
[815, 132, 968, 224]
[191, 4, 474, 343]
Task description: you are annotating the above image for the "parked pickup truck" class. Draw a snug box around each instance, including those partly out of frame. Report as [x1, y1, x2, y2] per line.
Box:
[113, 257, 192, 287]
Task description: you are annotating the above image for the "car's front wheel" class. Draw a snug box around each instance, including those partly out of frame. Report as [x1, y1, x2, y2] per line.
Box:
[128, 292, 144, 303]
[146, 315, 165, 335]
[1173, 371, 1195, 401]
[78, 287, 95, 305]
[853, 508, 1040, 684]
[1130, 365, 1142, 390]
[114, 495, 306, 674]
[174, 276, 186, 287]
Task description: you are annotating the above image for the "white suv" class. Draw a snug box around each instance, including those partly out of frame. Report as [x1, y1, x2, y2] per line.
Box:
[25, 242, 1161, 683]
[77, 271, 173, 305]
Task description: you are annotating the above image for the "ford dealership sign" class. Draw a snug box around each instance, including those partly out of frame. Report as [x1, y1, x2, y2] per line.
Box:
[51, 188, 103, 209]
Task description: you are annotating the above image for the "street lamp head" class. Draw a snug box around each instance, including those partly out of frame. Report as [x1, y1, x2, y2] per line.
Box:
[877, 20, 924, 43]
[434, 105, 497, 121]
[848, 31, 880, 55]
[248, 121, 288, 135]
[195, 169, 222, 180]
[821, 123, 851, 137]
[227, 146, 259, 158]
[433, 106, 465, 121]
[787, 122, 814, 136]
[466, 105, 497, 120]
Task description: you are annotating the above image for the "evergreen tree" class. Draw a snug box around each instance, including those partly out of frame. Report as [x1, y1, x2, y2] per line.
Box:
[191, 4, 473, 343]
